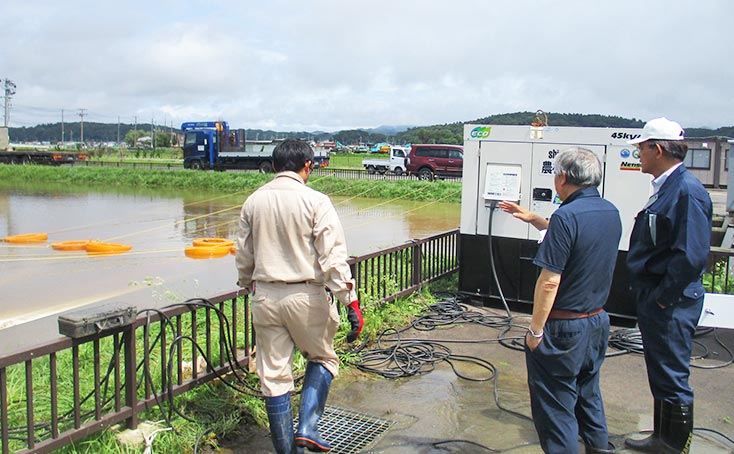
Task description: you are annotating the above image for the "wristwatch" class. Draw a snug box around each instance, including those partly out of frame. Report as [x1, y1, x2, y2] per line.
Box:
[528, 327, 544, 338]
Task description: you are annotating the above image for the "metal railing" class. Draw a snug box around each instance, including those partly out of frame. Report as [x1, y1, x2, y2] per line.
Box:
[705, 247, 734, 294]
[77, 160, 182, 170]
[73, 160, 463, 182]
[0, 230, 460, 453]
[313, 167, 463, 182]
[349, 229, 460, 303]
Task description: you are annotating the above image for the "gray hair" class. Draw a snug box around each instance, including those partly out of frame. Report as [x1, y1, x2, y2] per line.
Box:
[553, 147, 602, 187]
[647, 139, 688, 161]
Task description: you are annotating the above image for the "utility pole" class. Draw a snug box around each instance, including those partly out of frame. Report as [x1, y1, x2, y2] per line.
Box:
[2, 79, 17, 127]
[117, 116, 120, 144]
[151, 115, 155, 152]
[61, 109, 65, 144]
[78, 108, 87, 145]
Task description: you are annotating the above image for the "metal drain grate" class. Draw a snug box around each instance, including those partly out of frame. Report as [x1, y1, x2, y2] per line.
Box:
[294, 405, 395, 454]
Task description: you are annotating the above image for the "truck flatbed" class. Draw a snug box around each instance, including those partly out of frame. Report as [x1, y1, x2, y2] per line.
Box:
[0, 150, 86, 165]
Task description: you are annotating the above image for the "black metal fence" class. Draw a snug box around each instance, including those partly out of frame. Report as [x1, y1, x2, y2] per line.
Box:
[0, 230, 461, 453]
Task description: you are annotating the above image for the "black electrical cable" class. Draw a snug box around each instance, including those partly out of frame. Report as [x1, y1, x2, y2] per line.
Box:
[349, 294, 533, 425]
[607, 328, 644, 355]
[691, 327, 734, 369]
[692, 427, 734, 449]
[487, 202, 513, 318]
[7, 297, 275, 451]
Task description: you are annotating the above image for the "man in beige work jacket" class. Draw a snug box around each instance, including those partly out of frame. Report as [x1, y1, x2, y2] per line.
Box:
[236, 139, 363, 453]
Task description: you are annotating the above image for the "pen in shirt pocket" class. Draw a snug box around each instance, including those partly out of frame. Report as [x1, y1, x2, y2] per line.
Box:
[648, 213, 657, 246]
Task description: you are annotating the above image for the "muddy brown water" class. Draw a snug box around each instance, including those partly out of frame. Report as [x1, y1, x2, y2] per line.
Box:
[0, 184, 459, 353]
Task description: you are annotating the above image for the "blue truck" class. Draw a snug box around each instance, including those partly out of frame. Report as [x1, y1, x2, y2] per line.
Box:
[180, 121, 329, 172]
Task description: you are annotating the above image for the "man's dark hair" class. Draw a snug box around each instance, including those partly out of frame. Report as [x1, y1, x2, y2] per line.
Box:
[272, 139, 314, 172]
[648, 139, 688, 161]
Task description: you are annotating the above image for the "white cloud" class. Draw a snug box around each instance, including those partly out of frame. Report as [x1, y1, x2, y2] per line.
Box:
[2, 0, 732, 131]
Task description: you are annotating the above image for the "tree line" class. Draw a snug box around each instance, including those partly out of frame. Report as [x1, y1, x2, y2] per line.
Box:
[9, 113, 733, 146]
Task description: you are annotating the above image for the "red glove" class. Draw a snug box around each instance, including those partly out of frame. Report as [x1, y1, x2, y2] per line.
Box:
[346, 300, 363, 343]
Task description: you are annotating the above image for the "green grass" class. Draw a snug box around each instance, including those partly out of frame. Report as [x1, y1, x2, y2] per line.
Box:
[0, 165, 462, 204]
[328, 153, 371, 169]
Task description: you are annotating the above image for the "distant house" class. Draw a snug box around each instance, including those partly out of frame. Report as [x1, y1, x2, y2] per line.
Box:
[136, 136, 153, 148]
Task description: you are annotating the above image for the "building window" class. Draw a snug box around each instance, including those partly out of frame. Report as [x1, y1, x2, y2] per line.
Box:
[684, 148, 711, 169]
[726, 148, 729, 171]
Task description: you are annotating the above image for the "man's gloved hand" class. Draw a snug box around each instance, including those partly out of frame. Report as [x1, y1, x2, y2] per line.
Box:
[346, 300, 364, 343]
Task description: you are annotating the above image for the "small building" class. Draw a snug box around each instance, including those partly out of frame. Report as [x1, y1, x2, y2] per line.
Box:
[684, 137, 731, 188]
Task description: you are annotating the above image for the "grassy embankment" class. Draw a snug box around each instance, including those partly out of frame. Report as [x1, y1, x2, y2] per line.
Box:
[0, 164, 462, 204]
[79, 150, 378, 169]
[0, 163, 460, 453]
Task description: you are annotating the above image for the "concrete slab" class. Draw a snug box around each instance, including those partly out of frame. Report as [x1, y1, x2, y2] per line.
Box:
[221, 304, 734, 453]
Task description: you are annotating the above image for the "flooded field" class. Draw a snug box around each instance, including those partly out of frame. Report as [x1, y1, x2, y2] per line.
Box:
[0, 182, 459, 353]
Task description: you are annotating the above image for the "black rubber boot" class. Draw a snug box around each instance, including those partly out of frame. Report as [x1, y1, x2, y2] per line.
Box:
[295, 362, 333, 452]
[660, 402, 693, 454]
[585, 441, 616, 453]
[624, 399, 662, 452]
[265, 393, 296, 454]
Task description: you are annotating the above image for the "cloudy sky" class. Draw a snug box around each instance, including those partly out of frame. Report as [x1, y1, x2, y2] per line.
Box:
[1, 1, 731, 132]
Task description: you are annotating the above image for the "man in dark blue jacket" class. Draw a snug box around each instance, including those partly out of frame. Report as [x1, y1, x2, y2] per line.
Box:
[624, 118, 712, 454]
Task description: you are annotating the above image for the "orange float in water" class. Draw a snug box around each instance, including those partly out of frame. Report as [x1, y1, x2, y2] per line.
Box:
[51, 240, 90, 251]
[3, 233, 48, 244]
[185, 245, 230, 259]
[192, 237, 235, 248]
[85, 241, 133, 255]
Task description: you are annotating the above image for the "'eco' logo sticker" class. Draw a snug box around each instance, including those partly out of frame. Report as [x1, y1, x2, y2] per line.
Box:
[469, 126, 492, 139]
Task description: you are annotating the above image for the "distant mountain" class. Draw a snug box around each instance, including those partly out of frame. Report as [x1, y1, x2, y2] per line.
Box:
[367, 125, 414, 136]
[8, 114, 731, 144]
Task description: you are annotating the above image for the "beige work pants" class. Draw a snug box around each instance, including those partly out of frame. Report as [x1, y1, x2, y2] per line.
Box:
[251, 281, 340, 397]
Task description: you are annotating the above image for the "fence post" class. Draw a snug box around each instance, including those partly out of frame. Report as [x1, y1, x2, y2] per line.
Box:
[411, 240, 422, 287]
[123, 324, 138, 429]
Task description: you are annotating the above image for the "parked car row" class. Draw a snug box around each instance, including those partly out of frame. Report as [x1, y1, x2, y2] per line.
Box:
[359, 144, 464, 180]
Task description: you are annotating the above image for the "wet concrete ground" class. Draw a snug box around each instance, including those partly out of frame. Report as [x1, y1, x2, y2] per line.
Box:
[220, 303, 734, 453]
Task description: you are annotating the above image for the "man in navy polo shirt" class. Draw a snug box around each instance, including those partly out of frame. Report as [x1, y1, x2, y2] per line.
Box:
[499, 147, 621, 454]
[624, 118, 712, 454]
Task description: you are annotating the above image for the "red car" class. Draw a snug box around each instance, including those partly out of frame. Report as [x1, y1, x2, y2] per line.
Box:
[405, 144, 464, 180]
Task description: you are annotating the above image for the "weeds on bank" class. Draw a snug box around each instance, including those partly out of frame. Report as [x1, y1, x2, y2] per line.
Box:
[703, 259, 734, 294]
[0, 164, 462, 204]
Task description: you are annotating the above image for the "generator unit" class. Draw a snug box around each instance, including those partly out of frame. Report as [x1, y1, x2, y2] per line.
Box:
[459, 123, 651, 321]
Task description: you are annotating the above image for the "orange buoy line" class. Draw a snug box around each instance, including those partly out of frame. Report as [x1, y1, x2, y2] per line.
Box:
[85, 241, 133, 255]
[192, 237, 235, 248]
[3, 233, 48, 244]
[184, 245, 230, 259]
[51, 240, 91, 251]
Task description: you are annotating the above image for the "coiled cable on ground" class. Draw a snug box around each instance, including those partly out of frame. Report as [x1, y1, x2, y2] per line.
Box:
[349, 293, 532, 424]
[607, 325, 734, 368]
